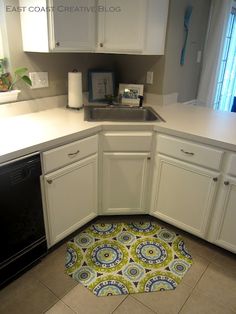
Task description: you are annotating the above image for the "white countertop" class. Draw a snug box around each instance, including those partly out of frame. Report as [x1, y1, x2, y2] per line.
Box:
[152, 103, 236, 150]
[1, 101, 236, 164]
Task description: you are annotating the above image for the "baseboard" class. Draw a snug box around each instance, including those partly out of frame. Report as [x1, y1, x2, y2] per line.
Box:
[181, 99, 197, 106]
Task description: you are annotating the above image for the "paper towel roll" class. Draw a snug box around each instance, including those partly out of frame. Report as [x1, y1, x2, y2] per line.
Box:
[68, 71, 83, 109]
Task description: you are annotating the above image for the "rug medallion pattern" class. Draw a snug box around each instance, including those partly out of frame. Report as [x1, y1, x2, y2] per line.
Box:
[65, 221, 193, 296]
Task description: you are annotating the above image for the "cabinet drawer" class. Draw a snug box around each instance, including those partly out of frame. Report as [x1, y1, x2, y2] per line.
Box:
[226, 153, 236, 176]
[157, 135, 223, 171]
[43, 135, 98, 173]
[102, 132, 153, 151]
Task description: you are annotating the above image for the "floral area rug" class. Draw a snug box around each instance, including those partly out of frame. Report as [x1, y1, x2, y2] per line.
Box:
[65, 221, 193, 297]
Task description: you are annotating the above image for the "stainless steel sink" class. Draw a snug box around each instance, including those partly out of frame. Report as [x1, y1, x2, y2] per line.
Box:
[84, 105, 164, 122]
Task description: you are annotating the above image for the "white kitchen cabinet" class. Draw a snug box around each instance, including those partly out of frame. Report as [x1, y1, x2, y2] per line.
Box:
[44, 154, 98, 246]
[97, 0, 145, 53]
[51, 0, 96, 52]
[20, 0, 169, 55]
[208, 150, 236, 254]
[20, 0, 96, 52]
[102, 152, 151, 214]
[209, 176, 236, 253]
[151, 154, 219, 238]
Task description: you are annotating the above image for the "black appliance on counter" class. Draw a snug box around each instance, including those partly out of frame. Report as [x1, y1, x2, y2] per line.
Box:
[0, 154, 47, 288]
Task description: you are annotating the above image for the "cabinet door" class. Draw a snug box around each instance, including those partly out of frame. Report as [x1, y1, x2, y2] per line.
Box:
[102, 152, 150, 214]
[143, 0, 169, 55]
[210, 176, 236, 253]
[44, 155, 98, 246]
[97, 0, 146, 53]
[49, 0, 96, 51]
[151, 155, 219, 238]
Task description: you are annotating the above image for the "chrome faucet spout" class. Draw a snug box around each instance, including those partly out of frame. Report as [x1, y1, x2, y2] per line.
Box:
[138, 95, 144, 108]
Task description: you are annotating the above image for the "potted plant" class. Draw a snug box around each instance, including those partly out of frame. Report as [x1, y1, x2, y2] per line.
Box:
[0, 58, 32, 103]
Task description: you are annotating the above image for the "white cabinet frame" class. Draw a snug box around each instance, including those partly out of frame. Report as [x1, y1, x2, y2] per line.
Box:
[151, 154, 219, 238]
[102, 152, 151, 214]
[209, 176, 236, 253]
[44, 154, 98, 247]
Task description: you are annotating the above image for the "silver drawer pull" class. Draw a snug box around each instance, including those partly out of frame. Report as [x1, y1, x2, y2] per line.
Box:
[180, 149, 195, 156]
[68, 150, 80, 157]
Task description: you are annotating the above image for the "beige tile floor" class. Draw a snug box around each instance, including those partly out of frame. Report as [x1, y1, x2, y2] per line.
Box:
[0, 216, 236, 314]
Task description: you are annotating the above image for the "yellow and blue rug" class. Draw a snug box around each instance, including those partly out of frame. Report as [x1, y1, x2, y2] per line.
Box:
[65, 221, 193, 297]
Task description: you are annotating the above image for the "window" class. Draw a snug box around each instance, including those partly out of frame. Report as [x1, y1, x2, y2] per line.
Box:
[0, 29, 3, 58]
[214, 7, 236, 111]
[0, 0, 8, 60]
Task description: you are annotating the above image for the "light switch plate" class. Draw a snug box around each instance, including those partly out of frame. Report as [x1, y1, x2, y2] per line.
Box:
[197, 51, 202, 63]
[29, 72, 49, 89]
[146, 72, 153, 84]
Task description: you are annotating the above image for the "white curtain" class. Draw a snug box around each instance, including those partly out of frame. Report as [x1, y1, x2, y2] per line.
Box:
[0, 2, 4, 59]
[197, 0, 233, 108]
[216, 8, 236, 112]
[0, 0, 10, 60]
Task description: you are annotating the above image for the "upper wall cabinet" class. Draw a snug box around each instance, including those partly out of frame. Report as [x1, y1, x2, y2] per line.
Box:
[97, 0, 145, 53]
[51, 0, 96, 52]
[20, 0, 96, 52]
[19, 0, 169, 55]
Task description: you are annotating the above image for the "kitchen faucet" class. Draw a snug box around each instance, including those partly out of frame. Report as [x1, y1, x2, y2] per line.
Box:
[138, 95, 144, 108]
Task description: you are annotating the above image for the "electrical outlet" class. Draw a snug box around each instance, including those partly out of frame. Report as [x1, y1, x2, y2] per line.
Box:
[29, 72, 49, 89]
[146, 71, 153, 84]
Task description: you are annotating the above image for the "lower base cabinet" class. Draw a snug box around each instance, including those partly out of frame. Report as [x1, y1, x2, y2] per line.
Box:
[151, 154, 219, 238]
[41, 131, 236, 255]
[43, 154, 98, 247]
[209, 176, 236, 253]
[102, 152, 151, 214]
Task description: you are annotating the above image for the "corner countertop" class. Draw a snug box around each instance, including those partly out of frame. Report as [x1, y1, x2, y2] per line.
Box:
[1, 101, 236, 164]
[152, 103, 236, 151]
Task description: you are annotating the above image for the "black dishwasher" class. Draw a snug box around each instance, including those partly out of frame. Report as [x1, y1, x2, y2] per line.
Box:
[0, 154, 47, 287]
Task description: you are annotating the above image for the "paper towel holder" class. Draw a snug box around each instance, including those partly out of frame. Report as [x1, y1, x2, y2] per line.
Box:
[67, 69, 84, 110]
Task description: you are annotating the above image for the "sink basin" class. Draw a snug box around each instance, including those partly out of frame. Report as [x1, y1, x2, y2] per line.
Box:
[84, 106, 164, 122]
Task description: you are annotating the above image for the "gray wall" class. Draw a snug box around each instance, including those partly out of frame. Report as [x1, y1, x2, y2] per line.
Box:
[162, 0, 211, 102]
[4, 0, 211, 103]
[112, 55, 165, 95]
[113, 0, 211, 102]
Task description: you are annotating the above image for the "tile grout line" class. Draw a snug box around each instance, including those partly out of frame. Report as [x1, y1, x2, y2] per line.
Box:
[176, 285, 195, 314]
[177, 262, 211, 314]
[30, 279, 60, 313]
[111, 295, 128, 313]
[130, 295, 157, 314]
[54, 282, 80, 314]
[37, 278, 76, 313]
[58, 299, 77, 314]
[188, 260, 236, 313]
[56, 282, 79, 314]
